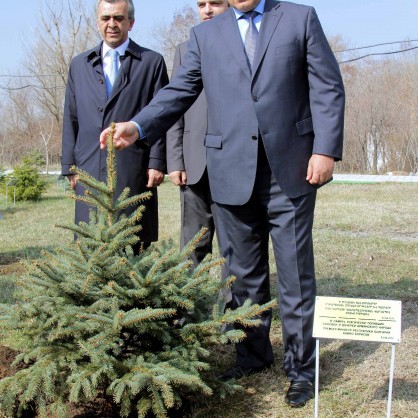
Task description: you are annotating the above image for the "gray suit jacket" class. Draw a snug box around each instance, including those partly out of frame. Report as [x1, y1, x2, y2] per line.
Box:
[134, 0, 345, 203]
[166, 41, 208, 185]
[62, 39, 168, 240]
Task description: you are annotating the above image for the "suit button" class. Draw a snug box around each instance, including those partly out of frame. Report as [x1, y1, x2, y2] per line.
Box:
[99, 78, 104, 84]
[251, 135, 258, 140]
[253, 96, 259, 102]
[98, 106, 103, 112]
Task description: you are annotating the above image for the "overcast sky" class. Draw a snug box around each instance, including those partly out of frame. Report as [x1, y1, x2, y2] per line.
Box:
[0, 0, 417, 75]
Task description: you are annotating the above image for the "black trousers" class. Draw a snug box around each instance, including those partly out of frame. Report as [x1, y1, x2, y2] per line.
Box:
[180, 170, 217, 266]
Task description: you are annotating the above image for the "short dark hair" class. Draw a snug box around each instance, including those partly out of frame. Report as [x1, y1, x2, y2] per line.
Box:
[96, 0, 135, 20]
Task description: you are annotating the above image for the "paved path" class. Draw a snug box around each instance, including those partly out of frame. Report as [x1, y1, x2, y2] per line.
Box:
[8, 170, 418, 183]
[333, 174, 418, 183]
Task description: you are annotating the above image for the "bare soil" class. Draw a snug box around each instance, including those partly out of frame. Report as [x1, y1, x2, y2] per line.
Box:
[0, 346, 18, 380]
[0, 258, 23, 276]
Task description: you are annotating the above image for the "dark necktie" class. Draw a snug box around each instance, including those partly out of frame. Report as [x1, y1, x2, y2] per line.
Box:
[244, 11, 259, 70]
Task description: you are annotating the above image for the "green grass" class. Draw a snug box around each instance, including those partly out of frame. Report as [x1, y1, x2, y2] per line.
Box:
[0, 180, 417, 417]
[0, 176, 181, 258]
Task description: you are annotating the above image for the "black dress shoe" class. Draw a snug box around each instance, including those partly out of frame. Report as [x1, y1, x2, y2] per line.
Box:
[218, 363, 273, 382]
[285, 381, 314, 407]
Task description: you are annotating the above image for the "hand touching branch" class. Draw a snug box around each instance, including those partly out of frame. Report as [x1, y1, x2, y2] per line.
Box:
[100, 122, 139, 150]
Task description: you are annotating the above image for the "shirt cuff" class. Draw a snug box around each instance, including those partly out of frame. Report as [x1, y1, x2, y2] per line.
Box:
[131, 121, 146, 139]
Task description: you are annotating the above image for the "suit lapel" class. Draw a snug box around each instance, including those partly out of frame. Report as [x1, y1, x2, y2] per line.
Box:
[252, 0, 283, 77]
[86, 44, 108, 102]
[88, 44, 105, 77]
[220, 8, 252, 81]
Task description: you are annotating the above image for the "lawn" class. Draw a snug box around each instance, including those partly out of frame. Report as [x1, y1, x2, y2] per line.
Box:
[0, 179, 417, 417]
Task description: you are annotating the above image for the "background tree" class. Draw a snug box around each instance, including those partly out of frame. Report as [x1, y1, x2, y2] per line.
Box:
[38, 116, 55, 175]
[149, 6, 199, 76]
[22, 0, 99, 127]
[340, 47, 418, 173]
[0, 0, 99, 170]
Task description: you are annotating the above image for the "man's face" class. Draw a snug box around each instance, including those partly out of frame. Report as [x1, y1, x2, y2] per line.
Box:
[227, 0, 261, 12]
[197, 1, 229, 21]
[97, 0, 134, 48]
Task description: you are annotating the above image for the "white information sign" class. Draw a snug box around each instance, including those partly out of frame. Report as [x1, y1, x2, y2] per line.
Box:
[313, 296, 402, 343]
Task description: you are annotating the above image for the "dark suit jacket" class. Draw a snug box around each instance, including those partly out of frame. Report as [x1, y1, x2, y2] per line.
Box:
[62, 39, 168, 241]
[166, 41, 208, 185]
[134, 0, 345, 203]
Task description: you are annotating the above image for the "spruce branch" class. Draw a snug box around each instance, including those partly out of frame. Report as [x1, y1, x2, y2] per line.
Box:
[70, 191, 114, 214]
[70, 165, 112, 196]
[106, 122, 117, 194]
[114, 192, 152, 212]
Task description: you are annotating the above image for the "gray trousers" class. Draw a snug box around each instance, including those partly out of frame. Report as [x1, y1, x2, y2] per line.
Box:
[216, 142, 317, 381]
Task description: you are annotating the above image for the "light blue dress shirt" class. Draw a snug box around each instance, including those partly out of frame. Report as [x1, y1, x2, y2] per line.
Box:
[233, 0, 265, 43]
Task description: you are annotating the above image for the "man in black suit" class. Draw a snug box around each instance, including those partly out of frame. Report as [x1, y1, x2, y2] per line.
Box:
[101, 0, 345, 407]
[62, 0, 168, 252]
[167, 0, 230, 266]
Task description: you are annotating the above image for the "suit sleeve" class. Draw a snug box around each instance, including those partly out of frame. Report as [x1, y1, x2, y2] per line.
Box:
[147, 56, 170, 172]
[166, 44, 186, 173]
[61, 62, 78, 175]
[306, 7, 345, 160]
[132, 28, 203, 147]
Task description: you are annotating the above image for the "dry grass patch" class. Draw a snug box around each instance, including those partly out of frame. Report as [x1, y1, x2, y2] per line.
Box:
[315, 183, 418, 240]
[190, 300, 417, 418]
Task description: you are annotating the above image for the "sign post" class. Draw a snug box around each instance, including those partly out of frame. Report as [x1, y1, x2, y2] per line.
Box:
[5, 178, 18, 208]
[313, 296, 402, 418]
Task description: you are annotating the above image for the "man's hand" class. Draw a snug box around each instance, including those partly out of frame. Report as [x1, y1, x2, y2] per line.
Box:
[146, 169, 165, 188]
[306, 154, 335, 185]
[100, 122, 139, 150]
[68, 174, 77, 190]
[169, 170, 187, 186]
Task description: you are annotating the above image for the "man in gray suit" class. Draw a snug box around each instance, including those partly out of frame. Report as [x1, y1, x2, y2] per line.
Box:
[62, 0, 168, 253]
[100, 0, 345, 407]
[167, 0, 230, 266]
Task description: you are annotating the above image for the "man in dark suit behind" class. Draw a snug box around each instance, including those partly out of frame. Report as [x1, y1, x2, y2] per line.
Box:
[100, 0, 345, 407]
[62, 0, 168, 252]
[167, 0, 230, 266]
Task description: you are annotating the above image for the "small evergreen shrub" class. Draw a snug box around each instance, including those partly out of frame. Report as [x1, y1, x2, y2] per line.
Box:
[0, 166, 6, 185]
[10, 156, 47, 201]
[0, 166, 7, 196]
